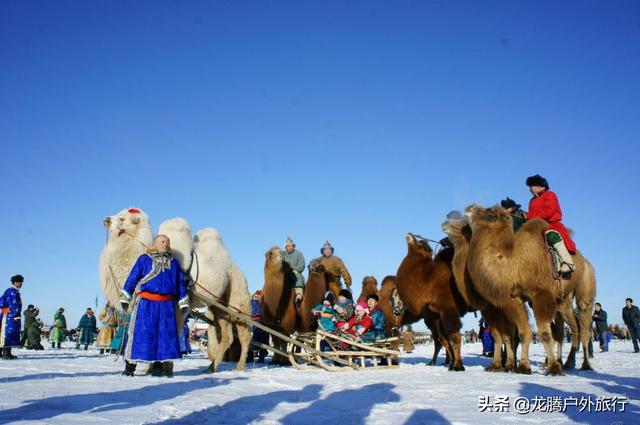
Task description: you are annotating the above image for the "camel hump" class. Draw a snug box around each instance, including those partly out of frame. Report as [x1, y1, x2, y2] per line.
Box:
[194, 228, 224, 245]
[381, 275, 396, 286]
[519, 217, 548, 236]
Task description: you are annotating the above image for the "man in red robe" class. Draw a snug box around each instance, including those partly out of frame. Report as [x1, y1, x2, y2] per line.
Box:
[526, 174, 575, 277]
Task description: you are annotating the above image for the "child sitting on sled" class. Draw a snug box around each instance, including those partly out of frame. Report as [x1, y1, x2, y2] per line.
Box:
[340, 301, 375, 343]
[312, 292, 337, 332]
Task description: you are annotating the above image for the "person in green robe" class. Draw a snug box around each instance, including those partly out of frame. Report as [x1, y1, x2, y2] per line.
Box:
[49, 307, 67, 348]
[76, 308, 98, 350]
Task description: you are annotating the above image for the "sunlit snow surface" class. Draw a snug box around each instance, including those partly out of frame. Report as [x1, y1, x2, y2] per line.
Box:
[0, 340, 638, 424]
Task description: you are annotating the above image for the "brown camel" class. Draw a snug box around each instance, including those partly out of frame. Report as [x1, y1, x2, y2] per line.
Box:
[357, 276, 379, 303]
[465, 205, 596, 375]
[358, 274, 446, 365]
[442, 219, 520, 372]
[296, 262, 330, 331]
[261, 247, 299, 365]
[395, 233, 469, 371]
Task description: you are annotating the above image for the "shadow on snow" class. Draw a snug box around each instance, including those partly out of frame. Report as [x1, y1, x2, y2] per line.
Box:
[280, 383, 400, 425]
[154, 384, 323, 424]
[0, 376, 244, 423]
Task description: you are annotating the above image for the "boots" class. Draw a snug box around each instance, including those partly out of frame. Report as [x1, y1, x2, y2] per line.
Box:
[100, 349, 105, 355]
[57, 342, 61, 349]
[2, 348, 17, 360]
[150, 361, 163, 377]
[162, 361, 174, 378]
[122, 360, 136, 376]
[294, 287, 304, 305]
[552, 241, 575, 277]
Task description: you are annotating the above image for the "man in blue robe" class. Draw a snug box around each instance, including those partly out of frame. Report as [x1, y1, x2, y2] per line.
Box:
[1, 274, 24, 359]
[120, 235, 188, 376]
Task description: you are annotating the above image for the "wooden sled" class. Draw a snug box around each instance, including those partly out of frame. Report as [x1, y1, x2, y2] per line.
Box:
[287, 328, 400, 372]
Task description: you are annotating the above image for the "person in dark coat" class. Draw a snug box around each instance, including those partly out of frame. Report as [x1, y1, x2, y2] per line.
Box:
[622, 298, 640, 353]
[249, 290, 268, 362]
[592, 302, 608, 352]
[26, 307, 44, 350]
[20, 304, 35, 347]
[501, 197, 527, 232]
[367, 294, 386, 340]
[77, 308, 98, 350]
[0, 274, 24, 359]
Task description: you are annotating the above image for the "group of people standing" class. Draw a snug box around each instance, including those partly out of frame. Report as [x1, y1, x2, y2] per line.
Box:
[0, 274, 128, 358]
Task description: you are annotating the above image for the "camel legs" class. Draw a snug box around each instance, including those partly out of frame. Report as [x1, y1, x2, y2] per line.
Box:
[440, 310, 464, 371]
[501, 326, 517, 372]
[508, 301, 533, 374]
[486, 329, 504, 372]
[558, 298, 581, 370]
[205, 314, 234, 373]
[234, 322, 252, 371]
[532, 293, 563, 376]
[575, 300, 595, 371]
[424, 318, 443, 366]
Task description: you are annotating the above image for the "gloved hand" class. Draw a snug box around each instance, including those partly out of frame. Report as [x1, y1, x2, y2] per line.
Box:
[178, 296, 189, 315]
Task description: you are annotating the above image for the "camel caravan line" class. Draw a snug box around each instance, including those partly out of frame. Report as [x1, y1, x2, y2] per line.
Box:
[100, 205, 595, 375]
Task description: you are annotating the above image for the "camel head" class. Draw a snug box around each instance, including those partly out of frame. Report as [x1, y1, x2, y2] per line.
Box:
[441, 219, 472, 247]
[465, 204, 511, 231]
[405, 233, 434, 258]
[265, 246, 283, 262]
[361, 276, 378, 292]
[308, 261, 325, 274]
[104, 207, 152, 240]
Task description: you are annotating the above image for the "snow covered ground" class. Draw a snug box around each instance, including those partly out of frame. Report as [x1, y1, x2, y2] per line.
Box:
[0, 339, 638, 425]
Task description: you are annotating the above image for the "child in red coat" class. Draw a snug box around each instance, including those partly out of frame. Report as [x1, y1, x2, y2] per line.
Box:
[340, 302, 374, 342]
[526, 174, 575, 277]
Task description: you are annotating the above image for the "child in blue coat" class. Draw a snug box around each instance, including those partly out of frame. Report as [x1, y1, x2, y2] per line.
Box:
[312, 292, 337, 331]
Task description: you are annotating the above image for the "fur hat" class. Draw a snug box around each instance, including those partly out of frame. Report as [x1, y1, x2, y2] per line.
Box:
[446, 210, 463, 220]
[324, 291, 335, 304]
[320, 240, 334, 255]
[525, 174, 549, 189]
[284, 236, 295, 247]
[500, 197, 521, 210]
[366, 294, 379, 302]
[355, 301, 369, 313]
[10, 274, 24, 283]
[338, 289, 353, 300]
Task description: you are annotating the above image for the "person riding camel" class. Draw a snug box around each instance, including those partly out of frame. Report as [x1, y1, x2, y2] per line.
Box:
[282, 236, 306, 305]
[313, 241, 352, 298]
[500, 197, 527, 232]
[526, 174, 576, 278]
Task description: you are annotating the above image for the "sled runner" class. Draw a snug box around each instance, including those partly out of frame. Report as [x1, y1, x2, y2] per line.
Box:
[287, 329, 400, 371]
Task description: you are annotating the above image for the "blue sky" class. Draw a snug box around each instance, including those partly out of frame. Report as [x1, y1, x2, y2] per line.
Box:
[1, 1, 639, 331]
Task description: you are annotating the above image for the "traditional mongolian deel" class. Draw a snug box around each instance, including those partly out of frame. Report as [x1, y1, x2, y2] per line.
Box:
[49, 311, 67, 344]
[78, 313, 97, 346]
[110, 310, 128, 353]
[0, 286, 22, 348]
[122, 251, 188, 362]
[97, 306, 118, 348]
[527, 189, 576, 253]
